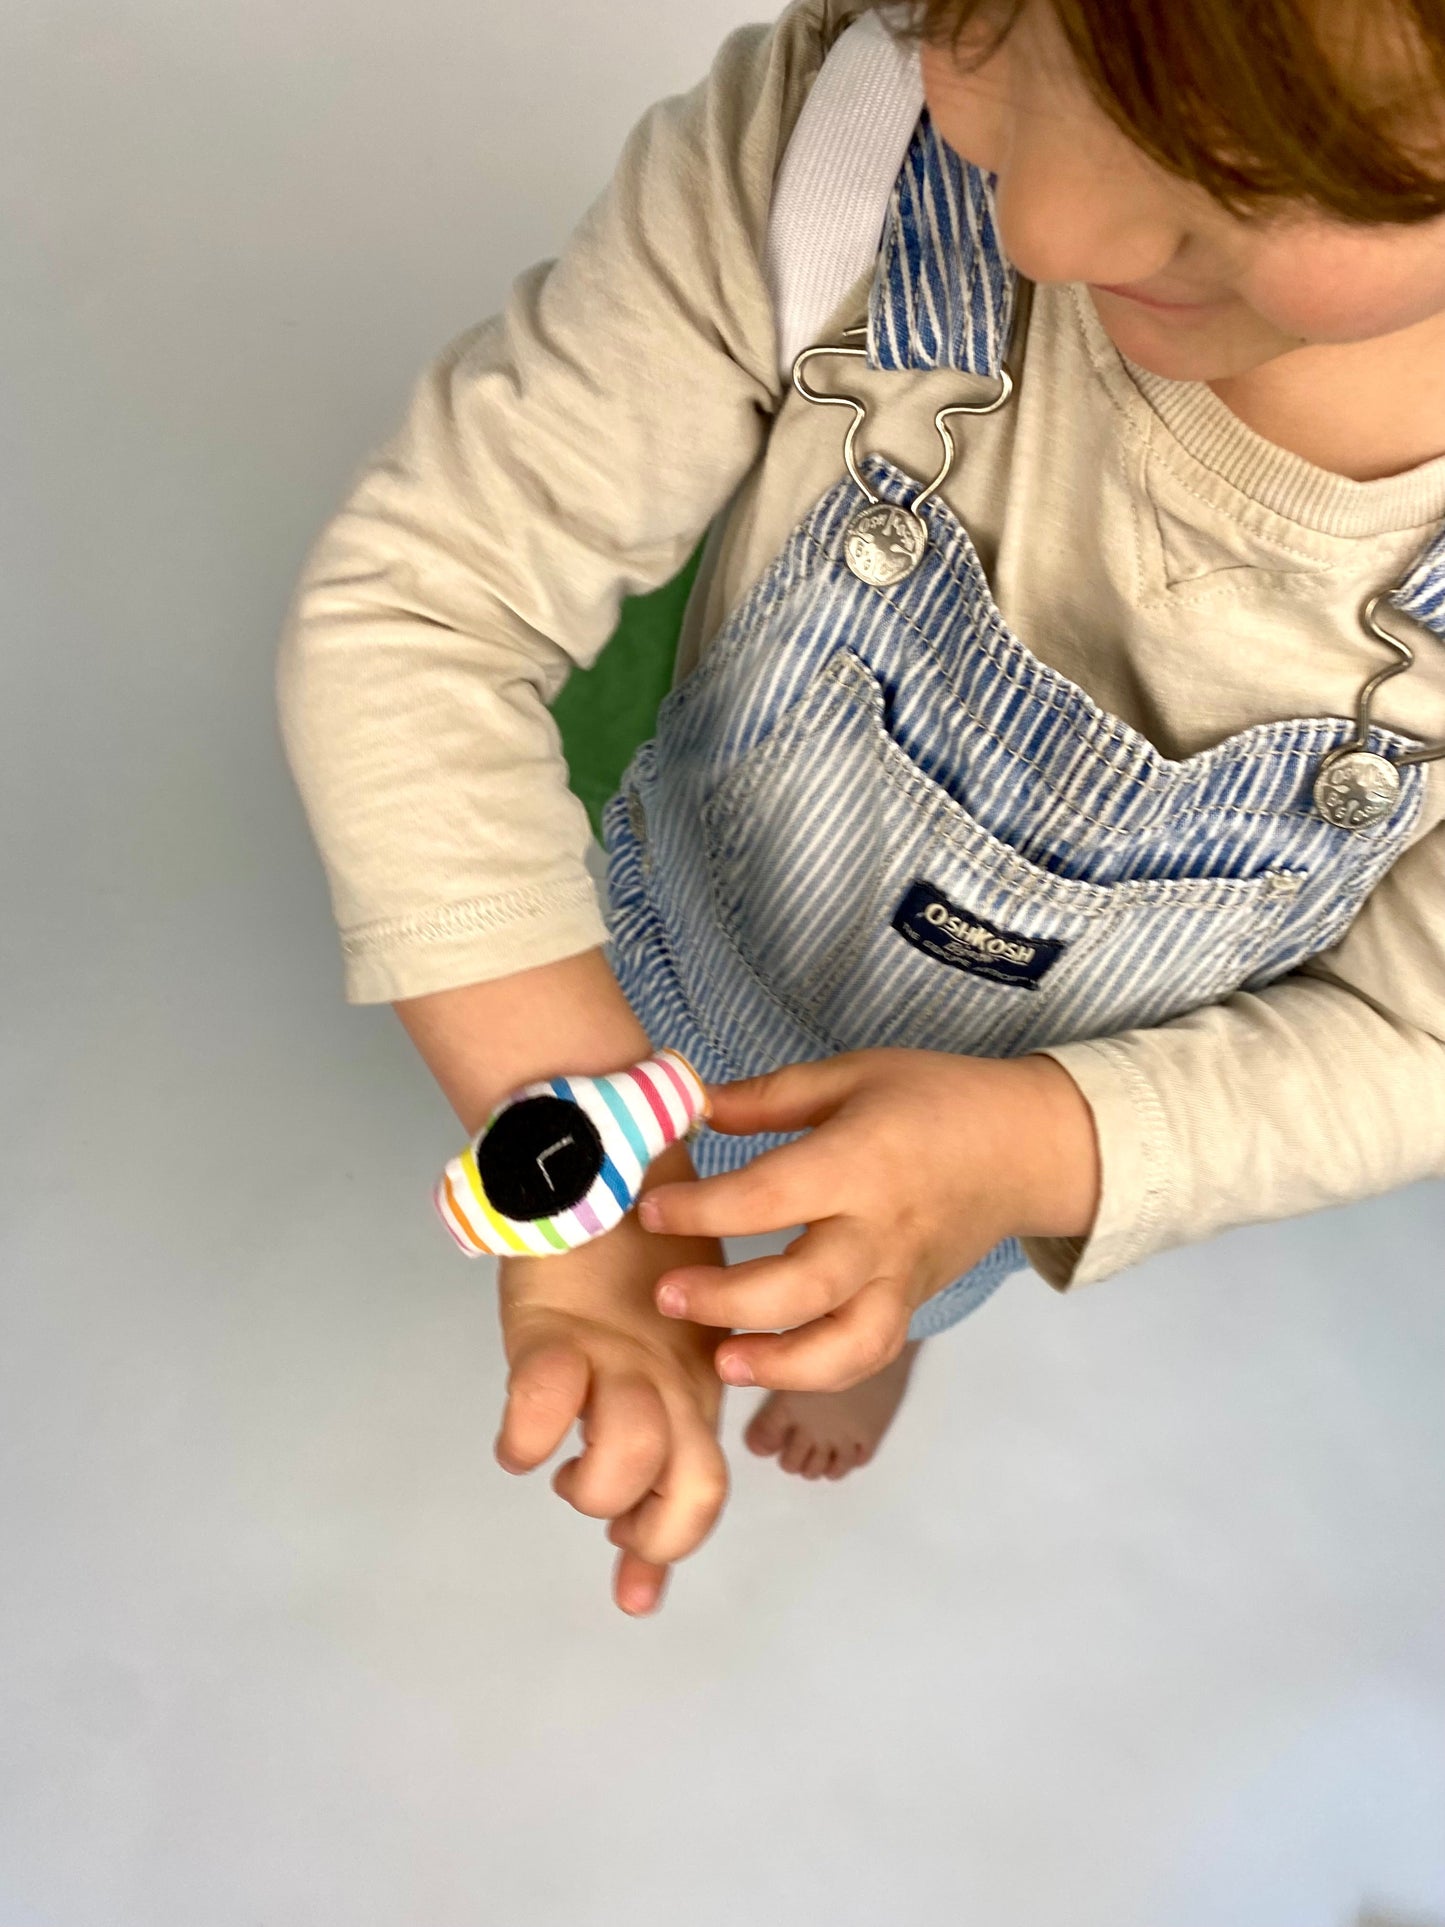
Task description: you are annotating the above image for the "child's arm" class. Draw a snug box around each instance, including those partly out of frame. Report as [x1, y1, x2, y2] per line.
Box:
[394, 947, 735, 1619]
[637, 827, 1445, 1395]
[275, 0, 832, 1008]
[392, 947, 654, 1142]
[1023, 827, 1445, 1291]
[275, 0, 842, 1613]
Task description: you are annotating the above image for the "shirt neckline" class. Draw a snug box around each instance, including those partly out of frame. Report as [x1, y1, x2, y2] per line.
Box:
[1065, 281, 1445, 542]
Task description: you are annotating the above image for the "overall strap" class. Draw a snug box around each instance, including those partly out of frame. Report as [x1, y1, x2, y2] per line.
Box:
[866, 110, 1018, 376]
[765, 7, 1443, 650]
[765, 10, 925, 379]
[1387, 536, 1445, 636]
[863, 115, 1444, 654]
[765, 13, 1018, 382]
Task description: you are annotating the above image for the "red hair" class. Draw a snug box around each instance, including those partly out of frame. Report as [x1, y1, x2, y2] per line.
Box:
[872, 0, 1445, 221]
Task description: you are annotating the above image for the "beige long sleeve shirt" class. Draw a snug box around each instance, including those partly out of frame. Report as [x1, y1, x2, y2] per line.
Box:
[276, 0, 1445, 1289]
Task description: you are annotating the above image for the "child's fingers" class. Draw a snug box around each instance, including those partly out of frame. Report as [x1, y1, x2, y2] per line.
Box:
[703, 1056, 860, 1135]
[550, 1370, 669, 1520]
[638, 1131, 842, 1240]
[494, 1338, 591, 1473]
[654, 1216, 875, 1331]
[712, 1276, 911, 1393]
[611, 1546, 671, 1617]
[602, 1397, 730, 1569]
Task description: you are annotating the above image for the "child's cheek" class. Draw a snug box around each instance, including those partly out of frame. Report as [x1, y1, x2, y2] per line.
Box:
[1243, 221, 1445, 344]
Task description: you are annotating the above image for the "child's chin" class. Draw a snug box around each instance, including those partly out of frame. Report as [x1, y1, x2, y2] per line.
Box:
[1087, 290, 1272, 382]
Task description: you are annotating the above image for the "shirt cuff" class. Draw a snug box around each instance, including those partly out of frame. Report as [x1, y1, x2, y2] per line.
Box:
[1019, 1038, 1175, 1291]
[339, 876, 611, 1004]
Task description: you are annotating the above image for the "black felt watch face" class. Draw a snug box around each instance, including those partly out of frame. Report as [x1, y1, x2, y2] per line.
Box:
[477, 1095, 604, 1221]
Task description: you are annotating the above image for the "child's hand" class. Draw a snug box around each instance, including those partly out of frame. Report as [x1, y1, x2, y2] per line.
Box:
[637, 1049, 1100, 1394]
[493, 1140, 734, 1618]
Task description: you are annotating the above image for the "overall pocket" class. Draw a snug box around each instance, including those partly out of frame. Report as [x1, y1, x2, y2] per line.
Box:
[703, 648, 1304, 1058]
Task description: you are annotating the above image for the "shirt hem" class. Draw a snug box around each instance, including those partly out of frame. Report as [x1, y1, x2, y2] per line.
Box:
[1024, 1038, 1175, 1289]
[340, 889, 611, 1005]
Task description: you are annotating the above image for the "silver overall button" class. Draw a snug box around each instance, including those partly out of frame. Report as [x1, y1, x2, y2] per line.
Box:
[1312, 748, 1402, 829]
[843, 503, 928, 586]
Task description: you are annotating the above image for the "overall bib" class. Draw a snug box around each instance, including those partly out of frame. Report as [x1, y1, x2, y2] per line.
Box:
[600, 112, 1442, 1343]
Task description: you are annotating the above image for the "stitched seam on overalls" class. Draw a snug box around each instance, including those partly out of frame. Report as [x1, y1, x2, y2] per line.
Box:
[636, 800, 849, 1063]
[849, 683, 1301, 912]
[704, 836, 848, 1050]
[795, 519, 1433, 836]
[605, 795, 778, 1073]
[705, 770, 885, 1044]
[706, 660, 1305, 1038]
[709, 648, 1121, 914]
[858, 447, 1445, 751]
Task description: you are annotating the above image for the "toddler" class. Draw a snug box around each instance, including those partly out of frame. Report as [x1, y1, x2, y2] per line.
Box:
[278, 0, 1445, 1617]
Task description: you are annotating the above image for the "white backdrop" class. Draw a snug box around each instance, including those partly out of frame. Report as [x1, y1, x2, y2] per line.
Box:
[2, 2, 1443, 1923]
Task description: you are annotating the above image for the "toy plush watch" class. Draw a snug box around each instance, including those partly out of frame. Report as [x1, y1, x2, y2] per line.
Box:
[434, 1048, 711, 1258]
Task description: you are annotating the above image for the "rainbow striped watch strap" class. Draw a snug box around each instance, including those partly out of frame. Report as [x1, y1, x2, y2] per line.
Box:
[434, 1048, 710, 1259]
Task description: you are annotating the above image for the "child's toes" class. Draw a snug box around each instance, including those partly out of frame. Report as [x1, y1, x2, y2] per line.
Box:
[780, 1429, 812, 1473]
[744, 1398, 791, 1457]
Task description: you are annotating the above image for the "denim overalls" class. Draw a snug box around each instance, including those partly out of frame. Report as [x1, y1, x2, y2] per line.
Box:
[600, 112, 1443, 1343]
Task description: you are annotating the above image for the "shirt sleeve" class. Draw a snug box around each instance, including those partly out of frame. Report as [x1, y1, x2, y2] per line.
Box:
[1021, 815, 1445, 1287]
[276, 0, 836, 1004]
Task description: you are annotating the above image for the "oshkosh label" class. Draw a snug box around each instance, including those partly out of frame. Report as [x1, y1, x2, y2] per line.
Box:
[890, 880, 1067, 990]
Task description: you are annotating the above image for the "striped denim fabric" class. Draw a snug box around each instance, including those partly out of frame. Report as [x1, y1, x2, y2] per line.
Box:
[867, 109, 1015, 376]
[599, 111, 1440, 1344]
[1390, 545, 1445, 632]
[600, 782, 1028, 1338]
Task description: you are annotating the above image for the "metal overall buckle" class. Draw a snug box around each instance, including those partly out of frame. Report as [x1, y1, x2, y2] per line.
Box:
[790, 290, 1030, 587]
[792, 293, 1443, 823]
[1312, 594, 1445, 829]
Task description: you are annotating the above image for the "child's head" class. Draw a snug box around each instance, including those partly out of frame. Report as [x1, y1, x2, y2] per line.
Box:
[880, 0, 1445, 383]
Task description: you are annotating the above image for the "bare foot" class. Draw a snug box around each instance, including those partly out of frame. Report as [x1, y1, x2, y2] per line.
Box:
[743, 1340, 922, 1479]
